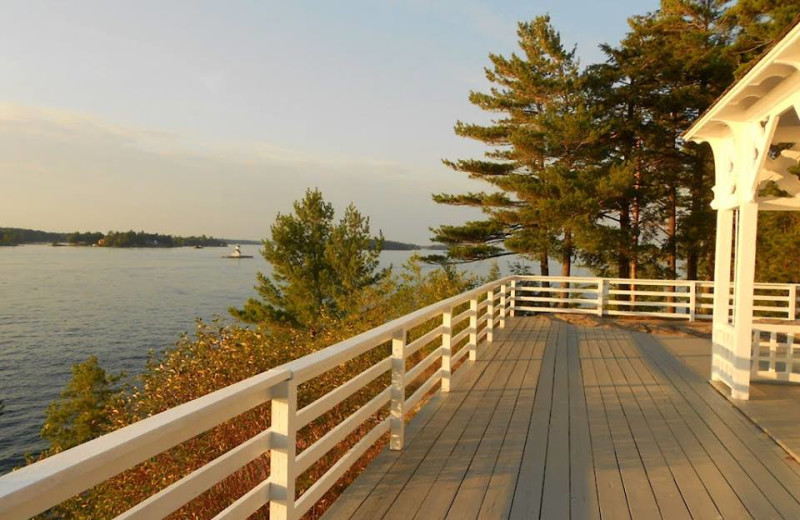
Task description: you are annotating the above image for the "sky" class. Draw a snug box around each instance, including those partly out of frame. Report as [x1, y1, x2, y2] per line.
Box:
[0, 0, 659, 243]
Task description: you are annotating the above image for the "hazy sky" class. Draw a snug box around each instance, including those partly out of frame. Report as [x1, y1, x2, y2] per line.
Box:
[0, 0, 658, 243]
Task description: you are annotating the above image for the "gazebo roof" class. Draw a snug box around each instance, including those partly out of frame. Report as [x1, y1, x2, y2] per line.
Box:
[686, 19, 800, 142]
[685, 20, 800, 212]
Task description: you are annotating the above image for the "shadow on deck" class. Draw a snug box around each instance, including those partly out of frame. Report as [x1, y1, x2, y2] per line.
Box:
[323, 316, 800, 520]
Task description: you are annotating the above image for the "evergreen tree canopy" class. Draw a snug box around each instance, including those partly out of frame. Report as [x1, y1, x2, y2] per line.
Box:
[581, 0, 733, 279]
[432, 16, 598, 277]
[40, 356, 121, 451]
[434, 1, 800, 283]
[725, 0, 800, 75]
[230, 189, 387, 330]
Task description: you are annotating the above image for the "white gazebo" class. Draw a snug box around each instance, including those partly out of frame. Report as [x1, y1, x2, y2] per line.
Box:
[686, 22, 800, 399]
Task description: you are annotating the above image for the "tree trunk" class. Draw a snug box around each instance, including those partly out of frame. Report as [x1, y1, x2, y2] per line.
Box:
[667, 187, 678, 278]
[561, 229, 572, 308]
[631, 170, 641, 283]
[631, 167, 642, 311]
[686, 254, 699, 281]
[619, 204, 631, 279]
[540, 250, 550, 308]
[539, 250, 550, 277]
[667, 186, 678, 313]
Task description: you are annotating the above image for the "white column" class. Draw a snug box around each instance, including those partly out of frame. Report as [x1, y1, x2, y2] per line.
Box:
[689, 281, 697, 322]
[711, 208, 734, 382]
[269, 380, 297, 520]
[390, 328, 406, 449]
[731, 202, 759, 400]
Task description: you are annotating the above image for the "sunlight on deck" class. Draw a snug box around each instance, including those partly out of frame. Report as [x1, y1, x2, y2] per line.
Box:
[325, 317, 800, 520]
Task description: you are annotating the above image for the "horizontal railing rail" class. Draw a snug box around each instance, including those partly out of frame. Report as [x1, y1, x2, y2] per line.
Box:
[512, 275, 799, 322]
[0, 276, 514, 520]
[752, 323, 800, 383]
[1, 273, 796, 520]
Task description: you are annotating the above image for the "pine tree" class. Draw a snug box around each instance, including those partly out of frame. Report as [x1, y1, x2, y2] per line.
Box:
[724, 0, 800, 75]
[40, 356, 121, 451]
[230, 189, 386, 331]
[432, 16, 598, 278]
[583, 0, 733, 280]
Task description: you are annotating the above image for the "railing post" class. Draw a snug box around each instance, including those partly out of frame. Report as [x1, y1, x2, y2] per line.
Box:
[487, 288, 495, 342]
[499, 283, 507, 328]
[390, 328, 406, 450]
[269, 380, 297, 520]
[596, 279, 605, 317]
[789, 285, 797, 321]
[469, 297, 478, 361]
[442, 307, 453, 392]
[510, 279, 516, 318]
[689, 281, 697, 322]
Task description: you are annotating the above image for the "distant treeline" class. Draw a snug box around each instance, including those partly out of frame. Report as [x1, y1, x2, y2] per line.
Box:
[381, 240, 446, 251]
[0, 228, 227, 248]
[1, 227, 444, 251]
[0, 228, 64, 246]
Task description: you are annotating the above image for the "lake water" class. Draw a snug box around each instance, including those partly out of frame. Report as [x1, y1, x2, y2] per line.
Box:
[0, 245, 513, 474]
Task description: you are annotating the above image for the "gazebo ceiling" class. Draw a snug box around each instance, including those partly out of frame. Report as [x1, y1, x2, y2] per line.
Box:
[685, 20, 800, 211]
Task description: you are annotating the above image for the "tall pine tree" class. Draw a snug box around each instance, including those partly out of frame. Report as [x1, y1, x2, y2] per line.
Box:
[432, 16, 598, 278]
[583, 0, 733, 279]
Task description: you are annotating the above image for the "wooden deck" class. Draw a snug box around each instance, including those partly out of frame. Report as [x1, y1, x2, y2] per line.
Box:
[323, 316, 800, 520]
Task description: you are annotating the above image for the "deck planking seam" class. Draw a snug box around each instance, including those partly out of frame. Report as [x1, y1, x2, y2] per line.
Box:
[565, 323, 600, 520]
[477, 320, 548, 519]
[628, 332, 786, 518]
[603, 330, 723, 520]
[326, 318, 800, 520]
[442, 320, 544, 520]
[507, 319, 560, 519]
[399, 320, 533, 520]
[632, 332, 800, 518]
[351, 323, 519, 519]
[637, 331, 800, 480]
[598, 328, 692, 520]
[323, 318, 525, 520]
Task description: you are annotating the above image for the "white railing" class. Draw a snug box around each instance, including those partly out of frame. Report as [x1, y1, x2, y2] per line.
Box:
[513, 276, 800, 322]
[0, 277, 512, 520]
[712, 322, 737, 388]
[752, 323, 800, 383]
[1, 273, 797, 520]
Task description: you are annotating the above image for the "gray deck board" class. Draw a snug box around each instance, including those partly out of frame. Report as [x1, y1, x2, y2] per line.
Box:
[323, 316, 800, 519]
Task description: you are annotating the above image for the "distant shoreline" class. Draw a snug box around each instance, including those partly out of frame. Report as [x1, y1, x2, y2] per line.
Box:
[1, 228, 446, 251]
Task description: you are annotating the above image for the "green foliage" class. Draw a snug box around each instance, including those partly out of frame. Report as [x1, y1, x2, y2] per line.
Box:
[0, 227, 64, 245]
[580, 0, 732, 279]
[0, 227, 226, 247]
[757, 213, 800, 283]
[724, 0, 800, 75]
[435, 1, 800, 282]
[230, 189, 387, 329]
[65, 231, 104, 245]
[40, 356, 122, 452]
[434, 16, 599, 278]
[100, 230, 226, 248]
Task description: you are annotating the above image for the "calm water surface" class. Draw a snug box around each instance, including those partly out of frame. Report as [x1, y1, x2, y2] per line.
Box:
[0, 245, 503, 473]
